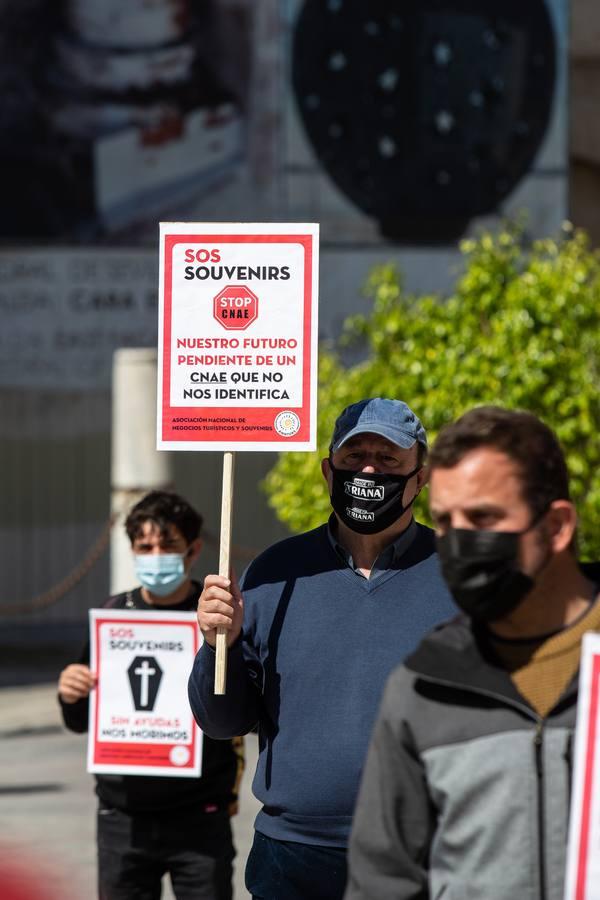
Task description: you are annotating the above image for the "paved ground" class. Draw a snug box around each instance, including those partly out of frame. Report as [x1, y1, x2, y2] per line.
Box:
[0, 682, 261, 899]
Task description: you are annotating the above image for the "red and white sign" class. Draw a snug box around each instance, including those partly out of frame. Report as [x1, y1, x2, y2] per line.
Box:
[87, 609, 202, 777]
[213, 285, 259, 330]
[157, 222, 319, 450]
[565, 632, 600, 899]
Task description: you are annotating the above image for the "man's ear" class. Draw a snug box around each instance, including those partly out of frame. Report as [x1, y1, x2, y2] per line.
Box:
[546, 501, 578, 553]
[321, 457, 333, 492]
[416, 464, 429, 490]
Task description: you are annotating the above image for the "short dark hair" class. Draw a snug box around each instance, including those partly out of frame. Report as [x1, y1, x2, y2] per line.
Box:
[429, 406, 570, 517]
[125, 490, 203, 546]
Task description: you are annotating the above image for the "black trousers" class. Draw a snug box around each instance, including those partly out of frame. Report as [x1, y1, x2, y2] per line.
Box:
[97, 803, 234, 900]
[245, 831, 347, 900]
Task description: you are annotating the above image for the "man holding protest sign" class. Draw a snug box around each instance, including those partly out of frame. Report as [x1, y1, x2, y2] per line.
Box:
[58, 490, 242, 900]
[345, 407, 600, 900]
[189, 397, 456, 899]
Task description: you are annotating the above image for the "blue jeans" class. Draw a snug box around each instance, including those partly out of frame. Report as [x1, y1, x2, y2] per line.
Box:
[97, 803, 234, 900]
[245, 831, 347, 900]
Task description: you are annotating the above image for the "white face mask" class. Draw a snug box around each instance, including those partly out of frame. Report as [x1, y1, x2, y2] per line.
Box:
[134, 553, 187, 597]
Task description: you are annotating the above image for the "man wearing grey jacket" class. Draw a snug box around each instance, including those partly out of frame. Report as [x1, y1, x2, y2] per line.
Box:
[346, 406, 600, 900]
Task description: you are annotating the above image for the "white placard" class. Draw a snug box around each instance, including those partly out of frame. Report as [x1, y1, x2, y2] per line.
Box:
[565, 632, 600, 898]
[157, 221, 319, 451]
[87, 608, 202, 777]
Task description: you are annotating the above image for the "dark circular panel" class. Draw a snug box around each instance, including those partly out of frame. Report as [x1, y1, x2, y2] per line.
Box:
[292, 0, 556, 242]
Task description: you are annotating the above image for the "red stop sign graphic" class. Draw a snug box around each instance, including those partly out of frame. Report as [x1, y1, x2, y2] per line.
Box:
[213, 285, 259, 330]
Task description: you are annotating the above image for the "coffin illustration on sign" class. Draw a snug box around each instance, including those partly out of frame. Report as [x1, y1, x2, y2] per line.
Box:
[292, 0, 557, 242]
[127, 655, 163, 711]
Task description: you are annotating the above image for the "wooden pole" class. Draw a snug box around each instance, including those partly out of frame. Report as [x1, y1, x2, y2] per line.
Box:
[215, 451, 235, 694]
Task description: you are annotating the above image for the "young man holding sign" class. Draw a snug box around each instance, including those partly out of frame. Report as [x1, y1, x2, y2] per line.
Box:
[189, 397, 456, 899]
[58, 491, 242, 900]
[345, 407, 600, 900]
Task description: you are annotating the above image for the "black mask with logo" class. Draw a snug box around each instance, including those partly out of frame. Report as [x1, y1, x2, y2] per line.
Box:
[436, 514, 549, 623]
[329, 460, 421, 535]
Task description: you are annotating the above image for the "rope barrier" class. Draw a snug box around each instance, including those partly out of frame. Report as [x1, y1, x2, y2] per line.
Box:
[0, 516, 259, 618]
[0, 514, 118, 617]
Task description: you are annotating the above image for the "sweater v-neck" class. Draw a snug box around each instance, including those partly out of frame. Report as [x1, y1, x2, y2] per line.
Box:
[336, 561, 410, 593]
[327, 516, 419, 590]
[327, 534, 422, 594]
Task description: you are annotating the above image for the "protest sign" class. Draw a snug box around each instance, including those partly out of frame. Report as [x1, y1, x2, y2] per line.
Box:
[87, 608, 202, 777]
[565, 632, 600, 899]
[157, 221, 319, 451]
[157, 221, 319, 693]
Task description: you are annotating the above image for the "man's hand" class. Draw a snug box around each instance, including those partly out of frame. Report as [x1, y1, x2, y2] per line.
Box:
[198, 573, 244, 649]
[58, 664, 97, 704]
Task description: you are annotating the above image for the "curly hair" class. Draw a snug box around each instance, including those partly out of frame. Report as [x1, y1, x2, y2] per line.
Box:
[125, 490, 203, 545]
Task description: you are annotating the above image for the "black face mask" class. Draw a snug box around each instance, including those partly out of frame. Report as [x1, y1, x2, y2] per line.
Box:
[329, 460, 421, 535]
[436, 519, 548, 622]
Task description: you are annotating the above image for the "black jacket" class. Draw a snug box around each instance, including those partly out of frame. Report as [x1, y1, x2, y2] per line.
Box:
[60, 584, 241, 814]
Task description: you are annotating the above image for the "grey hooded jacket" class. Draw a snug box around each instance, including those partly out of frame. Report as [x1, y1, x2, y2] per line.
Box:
[345, 611, 587, 900]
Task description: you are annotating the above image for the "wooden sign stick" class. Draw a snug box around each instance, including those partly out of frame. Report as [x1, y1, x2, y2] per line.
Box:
[215, 450, 235, 694]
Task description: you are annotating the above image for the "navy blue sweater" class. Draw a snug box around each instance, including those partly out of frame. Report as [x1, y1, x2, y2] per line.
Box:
[188, 521, 455, 847]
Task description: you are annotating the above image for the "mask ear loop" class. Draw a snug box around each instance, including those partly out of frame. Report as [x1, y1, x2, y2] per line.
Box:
[329, 459, 423, 504]
[329, 458, 423, 477]
[519, 505, 555, 581]
[522, 504, 551, 535]
[183, 545, 197, 570]
[401, 464, 424, 507]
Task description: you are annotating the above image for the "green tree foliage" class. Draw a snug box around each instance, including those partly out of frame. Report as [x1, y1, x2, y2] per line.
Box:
[263, 224, 600, 558]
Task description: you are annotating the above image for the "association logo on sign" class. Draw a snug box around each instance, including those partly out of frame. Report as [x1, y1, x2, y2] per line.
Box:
[169, 745, 191, 766]
[127, 655, 163, 711]
[213, 284, 259, 330]
[274, 410, 301, 436]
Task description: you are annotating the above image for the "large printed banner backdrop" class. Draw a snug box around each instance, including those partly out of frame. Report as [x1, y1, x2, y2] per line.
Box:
[0, 0, 568, 393]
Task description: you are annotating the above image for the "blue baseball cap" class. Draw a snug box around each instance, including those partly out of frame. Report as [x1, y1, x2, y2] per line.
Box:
[330, 398, 427, 453]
